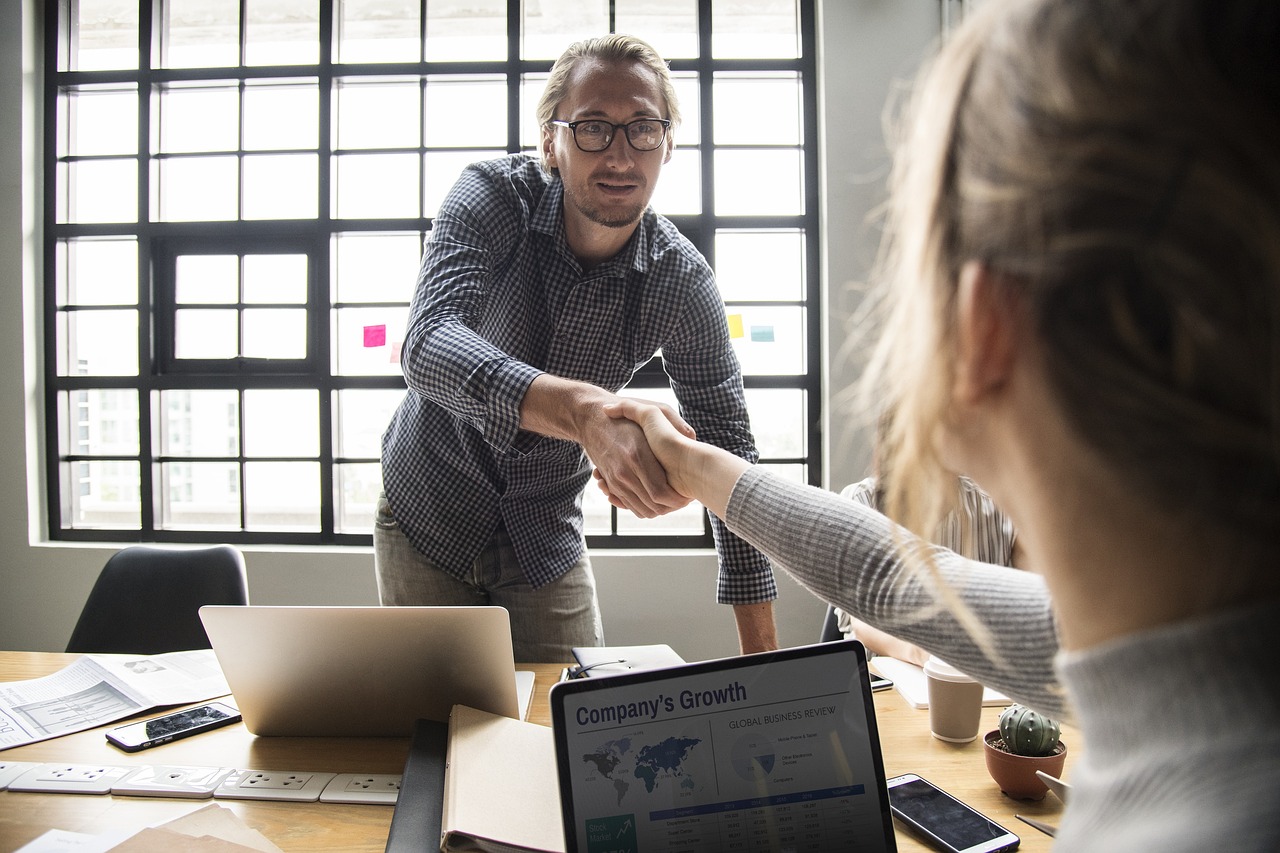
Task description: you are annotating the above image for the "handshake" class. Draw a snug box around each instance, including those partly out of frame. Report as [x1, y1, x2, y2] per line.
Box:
[587, 396, 701, 519]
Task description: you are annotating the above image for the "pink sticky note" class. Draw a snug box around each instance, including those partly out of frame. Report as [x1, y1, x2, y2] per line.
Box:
[389, 342, 403, 364]
[363, 325, 387, 347]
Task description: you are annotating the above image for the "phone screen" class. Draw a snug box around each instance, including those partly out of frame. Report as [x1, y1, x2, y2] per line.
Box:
[108, 703, 240, 749]
[889, 777, 1017, 852]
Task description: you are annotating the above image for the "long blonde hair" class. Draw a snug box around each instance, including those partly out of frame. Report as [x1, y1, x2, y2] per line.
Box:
[865, 0, 1280, 562]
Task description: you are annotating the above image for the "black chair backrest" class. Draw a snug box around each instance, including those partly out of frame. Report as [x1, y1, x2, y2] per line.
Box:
[66, 544, 248, 655]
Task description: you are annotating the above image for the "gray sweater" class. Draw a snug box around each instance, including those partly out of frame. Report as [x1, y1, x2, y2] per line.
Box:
[726, 467, 1280, 852]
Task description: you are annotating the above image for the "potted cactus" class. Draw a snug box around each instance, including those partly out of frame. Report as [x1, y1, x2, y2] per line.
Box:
[982, 704, 1068, 801]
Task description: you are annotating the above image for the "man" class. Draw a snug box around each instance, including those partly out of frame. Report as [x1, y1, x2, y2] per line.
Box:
[376, 34, 777, 662]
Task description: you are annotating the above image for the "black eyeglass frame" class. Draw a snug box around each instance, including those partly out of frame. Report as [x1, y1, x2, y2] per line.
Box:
[548, 118, 672, 152]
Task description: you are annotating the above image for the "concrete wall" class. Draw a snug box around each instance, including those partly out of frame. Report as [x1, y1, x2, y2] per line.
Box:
[0, 0, 939, 660]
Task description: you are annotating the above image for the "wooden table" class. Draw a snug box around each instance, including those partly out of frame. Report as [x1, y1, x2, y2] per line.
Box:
[0, 652, 1072, 852]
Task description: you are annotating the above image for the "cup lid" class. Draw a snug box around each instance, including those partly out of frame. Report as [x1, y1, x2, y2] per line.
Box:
[923, 656, 978, 683]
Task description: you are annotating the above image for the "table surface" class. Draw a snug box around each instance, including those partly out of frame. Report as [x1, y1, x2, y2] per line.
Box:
[0, 652, 1072, 852]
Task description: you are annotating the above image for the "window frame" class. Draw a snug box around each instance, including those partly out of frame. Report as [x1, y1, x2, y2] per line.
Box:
[43, 0, 822, 549]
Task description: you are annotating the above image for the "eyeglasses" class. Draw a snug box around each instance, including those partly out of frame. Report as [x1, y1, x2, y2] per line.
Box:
[549, 118, 671, 153]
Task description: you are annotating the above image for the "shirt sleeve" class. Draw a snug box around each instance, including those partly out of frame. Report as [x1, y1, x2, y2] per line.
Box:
[399, 164, 543, 454]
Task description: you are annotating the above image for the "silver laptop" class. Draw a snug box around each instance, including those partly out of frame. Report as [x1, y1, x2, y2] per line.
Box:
[199, 605, 521, 737]
[549, 640, 897, 852]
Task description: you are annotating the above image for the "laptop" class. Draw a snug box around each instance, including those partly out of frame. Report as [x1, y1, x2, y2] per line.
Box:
[199, 605, 528, 737]
[549, 639, 897, 852]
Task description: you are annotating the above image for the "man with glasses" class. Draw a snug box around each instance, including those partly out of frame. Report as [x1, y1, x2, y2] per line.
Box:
[376, 34, 777, 662]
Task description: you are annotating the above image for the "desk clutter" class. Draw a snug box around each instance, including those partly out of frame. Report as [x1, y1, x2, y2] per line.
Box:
[0, 760, 402, 803]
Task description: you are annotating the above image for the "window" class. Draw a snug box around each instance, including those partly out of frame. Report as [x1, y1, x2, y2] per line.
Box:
[44, 0, 820, 547]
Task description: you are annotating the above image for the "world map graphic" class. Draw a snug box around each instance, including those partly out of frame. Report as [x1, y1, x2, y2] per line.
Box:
[581, 735, 703, 805]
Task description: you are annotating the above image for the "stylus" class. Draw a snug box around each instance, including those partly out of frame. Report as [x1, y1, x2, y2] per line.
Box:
[1015, 814, 1057, 837]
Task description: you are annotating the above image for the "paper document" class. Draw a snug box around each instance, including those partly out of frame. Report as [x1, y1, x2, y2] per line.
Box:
[441, 704, 565, 853]
[870, 656, 1010, 709]
[0, 650, 231, 750]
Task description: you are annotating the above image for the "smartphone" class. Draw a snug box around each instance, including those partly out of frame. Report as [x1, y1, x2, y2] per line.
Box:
[106, 702, 242, 752]
[887, 773, 1020, 853]
[870, 672, 894, 691]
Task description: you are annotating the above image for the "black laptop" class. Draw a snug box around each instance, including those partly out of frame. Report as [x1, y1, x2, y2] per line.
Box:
[549, 639, 897, 852]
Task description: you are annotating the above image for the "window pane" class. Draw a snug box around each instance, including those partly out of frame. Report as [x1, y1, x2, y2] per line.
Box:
[159, 390, 239, 456]
[60, 389, 139, 456]
[424, 151, 504, 218]
[424, 77, 507, 147]
[582, 482, 611, 535]
[650, 148, 700, 216]
[714, 72, 801, 145]
[65, 461, 141, 530]
[333, 232, 421, 303]
[671, 73, 700, 146]
[245, 0, 319, 66]
[64, 0, 139, 71]
[245, 462, 320, 531]
[159, 461, 241, 530]
[616, 501, 706, 535]
[59, 310, 138, 376]
[522, 1, 608, 60]
[161, 0, 239, 69]
[426, 0, 506, 61]
[759, 461, 806, 485]
[245, 389, 318, 456]
[177, 255, 239, 304]
[336, 389, 405, 457]
[157, 84, 239, 153]
[712, 0, 800, 59]
[63, 86, 137, 156]
[335, 153, 420, 218]
[726, 306, 805, 375]
[615, 0, 699, 59]
[333, 306, 409, 376]
[60, 238, 138, 306]
[336, 80, 421, 150]
[244, 81, 319, 150]
[336, 462, 382, 533]
[244, 254, 308, 303]
[519, 74, 548, 151]
[339, 0, 420, 63]
[714, 230, 804, 302]
[745, 389, 806, 458]
[61, 159, 137, 224]
[243, 308, 308, 359]
[243, 154, 318, 219]
[175, 309, 239, 359]
[714, 149, 803, 216]
[156, 156, 239, 221]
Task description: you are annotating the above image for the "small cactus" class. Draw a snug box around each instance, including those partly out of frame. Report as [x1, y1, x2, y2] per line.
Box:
[997, 704, 1061, 757]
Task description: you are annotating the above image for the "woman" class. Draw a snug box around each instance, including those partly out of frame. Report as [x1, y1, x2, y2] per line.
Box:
[600, 0, 1280, 849]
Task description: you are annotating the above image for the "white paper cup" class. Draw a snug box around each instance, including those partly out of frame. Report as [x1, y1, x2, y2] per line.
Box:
[924, 656, 985, 743]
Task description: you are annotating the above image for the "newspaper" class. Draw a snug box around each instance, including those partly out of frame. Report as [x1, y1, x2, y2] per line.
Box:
[0, 649, 231, 750]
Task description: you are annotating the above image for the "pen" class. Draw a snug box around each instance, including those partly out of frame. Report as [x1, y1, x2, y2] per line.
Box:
[1015, 814, 1058, 838]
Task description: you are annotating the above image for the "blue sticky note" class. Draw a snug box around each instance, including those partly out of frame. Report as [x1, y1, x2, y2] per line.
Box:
[750, 326, 775, 343]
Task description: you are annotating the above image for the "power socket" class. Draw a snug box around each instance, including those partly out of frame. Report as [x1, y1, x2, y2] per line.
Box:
[8, 763, 134, 795]
[0, 761, 40, 790]
[318, 773, 402, 805]
[214, 769, 337, 802]
[112, 764, 234, 798]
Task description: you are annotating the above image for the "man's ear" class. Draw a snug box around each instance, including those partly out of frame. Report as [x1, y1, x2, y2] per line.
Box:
[542, 125, 558, 171]
[663, 133, 674, 165]
[953, 260, 1020, 405]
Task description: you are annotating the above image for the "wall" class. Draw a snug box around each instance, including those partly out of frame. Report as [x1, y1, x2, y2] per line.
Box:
[0, 0, 939, 659]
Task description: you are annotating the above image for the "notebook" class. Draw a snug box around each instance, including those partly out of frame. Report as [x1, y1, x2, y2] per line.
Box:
[199, 605, 528, 736]
[549, 639, 898, 852]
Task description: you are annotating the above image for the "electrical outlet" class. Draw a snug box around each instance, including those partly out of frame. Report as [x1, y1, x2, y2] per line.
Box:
[214, 769, 336, 802]
[318, 773, 402, 805]
[0, 761, 40, 790]
[111, 764, 234, 798]
[8, 763, 134, 795]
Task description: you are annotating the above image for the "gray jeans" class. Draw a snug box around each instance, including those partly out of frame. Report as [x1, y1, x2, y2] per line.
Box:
[372, 493, 603, 663]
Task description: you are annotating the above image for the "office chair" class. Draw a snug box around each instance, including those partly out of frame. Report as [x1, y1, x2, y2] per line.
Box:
[66, 544, 249, 655]
[819, 603, 844, 643]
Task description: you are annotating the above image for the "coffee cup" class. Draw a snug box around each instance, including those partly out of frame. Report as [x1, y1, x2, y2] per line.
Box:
[924, 656, 984, 743]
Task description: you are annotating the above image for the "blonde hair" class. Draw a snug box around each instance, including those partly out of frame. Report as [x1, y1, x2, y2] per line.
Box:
[866, 0, 1280, 557]
[536, 34, 681, 174]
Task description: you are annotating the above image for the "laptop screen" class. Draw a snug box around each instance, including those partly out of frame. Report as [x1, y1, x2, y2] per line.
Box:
[549, 640, 896, 852]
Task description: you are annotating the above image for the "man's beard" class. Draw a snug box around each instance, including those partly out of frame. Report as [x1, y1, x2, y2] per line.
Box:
[565, 176, 649, 228]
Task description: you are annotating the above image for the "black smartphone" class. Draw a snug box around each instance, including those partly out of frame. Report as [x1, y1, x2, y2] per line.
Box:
[106, 702, 242, 752]
[870, 672, 894, 691]
[887, 773, 1020, 853]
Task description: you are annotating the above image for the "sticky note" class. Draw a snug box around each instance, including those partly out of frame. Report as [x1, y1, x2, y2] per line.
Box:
[750, 325, 775, 343]
[389, 342, 402, 364]
[363, 325, 387, 347]
[727, 314, 744, 339]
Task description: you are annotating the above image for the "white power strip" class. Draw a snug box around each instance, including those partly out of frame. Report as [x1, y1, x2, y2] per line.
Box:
[8, 763, 134, 795]
[215, 769, 337, 802]
[0, 761, 41, 790]
[112, 765, 235, 798]
[318, 773, 402, 805]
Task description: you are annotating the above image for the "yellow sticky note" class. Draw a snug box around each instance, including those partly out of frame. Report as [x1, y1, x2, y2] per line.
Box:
[727, 313, 744, 339]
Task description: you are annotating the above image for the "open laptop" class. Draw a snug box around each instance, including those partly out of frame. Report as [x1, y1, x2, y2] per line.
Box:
[199, 605, 531, 736]
[549, 639, 897, 852]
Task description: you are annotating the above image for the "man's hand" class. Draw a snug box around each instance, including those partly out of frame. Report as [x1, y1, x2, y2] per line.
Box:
[734, 602, 778, 654]
[520, 375, 695, 517]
